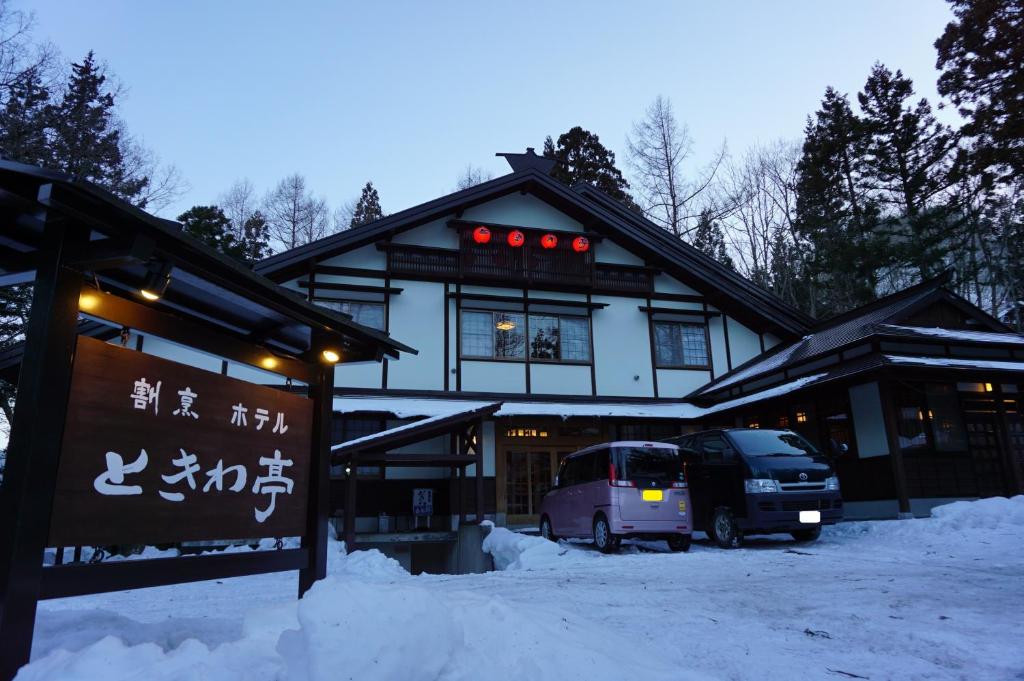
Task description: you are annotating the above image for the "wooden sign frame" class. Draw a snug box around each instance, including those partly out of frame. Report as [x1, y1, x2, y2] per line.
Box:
[0, 224, 336, 679]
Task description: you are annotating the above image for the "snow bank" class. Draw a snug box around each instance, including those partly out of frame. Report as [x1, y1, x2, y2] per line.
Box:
[827, 495, 1024, 546]
[481, 524, 598, 571]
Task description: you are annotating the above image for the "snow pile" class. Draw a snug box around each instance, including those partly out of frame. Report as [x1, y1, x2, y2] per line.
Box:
[326, 540, 408, 581]
[827, 495, 1024, 546]
[481, 524, 588, 571]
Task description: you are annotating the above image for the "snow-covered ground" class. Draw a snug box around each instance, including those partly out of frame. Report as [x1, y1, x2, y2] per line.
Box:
[19, 497, 1024, 681]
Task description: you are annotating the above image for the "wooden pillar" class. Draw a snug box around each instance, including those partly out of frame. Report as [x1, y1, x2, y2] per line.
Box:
[0, 222, 85, 679]
[475, 418, 485, 523]
[878, 380, 912, 518]
[458, 465, 466, 525]
[344, 455, 357, 553]
[298, 361, 332, 596]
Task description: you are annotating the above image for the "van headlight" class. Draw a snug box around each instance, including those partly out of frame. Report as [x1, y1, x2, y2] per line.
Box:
[744, 479, 780, 494]
[825, 476, 840, 491]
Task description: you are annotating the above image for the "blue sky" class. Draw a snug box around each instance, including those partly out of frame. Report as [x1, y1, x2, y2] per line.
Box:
[30, 1, 956, 219]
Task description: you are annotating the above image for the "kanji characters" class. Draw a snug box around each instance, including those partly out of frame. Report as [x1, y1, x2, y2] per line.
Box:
[93, 449, 148, 495]
[159, 448, 200, 502]
[172, 386, 199, 419]
[254, 407, 270, 430]
[203, 459, 247, 493]
[230, 402, 248, 427]
[252, 449, 294, 522]
[130, 378, 161, 414]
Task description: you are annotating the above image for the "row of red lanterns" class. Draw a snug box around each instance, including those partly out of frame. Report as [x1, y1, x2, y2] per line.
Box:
[472, 226, 590, 253]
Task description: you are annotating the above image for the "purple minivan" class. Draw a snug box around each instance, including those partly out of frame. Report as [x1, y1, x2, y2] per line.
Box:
[539, 441, 692, 553]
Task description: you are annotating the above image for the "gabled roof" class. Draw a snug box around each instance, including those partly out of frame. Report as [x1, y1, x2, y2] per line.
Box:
[256, 168, 812, 337]
[690, 273, 1018, 400]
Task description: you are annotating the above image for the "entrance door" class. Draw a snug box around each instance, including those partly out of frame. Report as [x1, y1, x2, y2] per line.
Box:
[964, 413, 1008, 497]
[504, 449, 574, 527]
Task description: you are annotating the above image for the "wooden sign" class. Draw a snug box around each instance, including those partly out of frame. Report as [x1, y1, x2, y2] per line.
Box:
[49, 336, 313, 547]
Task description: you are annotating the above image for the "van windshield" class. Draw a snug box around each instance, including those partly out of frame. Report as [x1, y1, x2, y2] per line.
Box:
[612, 447, 683, 482]
[728, 430, 819, 457]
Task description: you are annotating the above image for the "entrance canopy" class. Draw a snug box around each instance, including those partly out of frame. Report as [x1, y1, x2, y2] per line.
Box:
[0, 160, 415, 378]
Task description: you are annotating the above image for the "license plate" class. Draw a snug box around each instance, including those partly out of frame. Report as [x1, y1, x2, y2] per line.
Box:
[799, 510, 821, 524]
[677, 500, 686, 513]
[642, 489, 664, 502]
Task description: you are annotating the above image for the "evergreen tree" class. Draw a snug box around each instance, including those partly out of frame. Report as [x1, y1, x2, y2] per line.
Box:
[691, 209, 734, 270]
[858, 63, 958, 282]
[543, 127, 637, 208]
[935, 0, 1024, 185]
[46, 52, 148, 204]
[793, 87, 882, 317]
[0, 70, 51, 166]
[239, 210, 271, 264]
[350, 181, 383, 228]
[178, 205, 241, 256]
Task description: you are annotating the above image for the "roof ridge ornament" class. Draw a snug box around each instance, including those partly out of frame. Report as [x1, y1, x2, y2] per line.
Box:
[496, 147, 557, 174]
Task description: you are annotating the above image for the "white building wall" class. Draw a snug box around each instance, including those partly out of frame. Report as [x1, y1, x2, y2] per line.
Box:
[653, 273, 701, 297]
[320, 243, 386, 269]
[707, 313, 729, 378]
[726, 316, 762, 367]
[530, 363, 591, 395]
[657, 369, 712, 398]
[461, 360, 525, 393]
[591, 296, 655, 397]
[386, 279, 445, 391]
[595, 238, 644, 266]
[462, 193, 584, 232]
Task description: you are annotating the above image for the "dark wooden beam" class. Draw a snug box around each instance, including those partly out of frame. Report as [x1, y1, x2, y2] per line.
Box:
[298, 280, 403, 295]
[0, 222, 86, 680]
[38, 549, 309, 599]
[66, 234, 156, 271]
[78, 285, 319, 384]
[638, 305, 721, 317]
[299, 359, 333, 596]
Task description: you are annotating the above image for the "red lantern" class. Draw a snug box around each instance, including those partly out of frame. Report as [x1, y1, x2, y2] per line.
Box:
[572, 236, 590, 253]
[507, 229, 525, 247]
[540, 233, 558, 249]
[472, 226, 491, 244]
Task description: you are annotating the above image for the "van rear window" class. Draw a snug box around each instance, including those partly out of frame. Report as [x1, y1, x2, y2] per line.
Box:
[612, 447, 682, 482]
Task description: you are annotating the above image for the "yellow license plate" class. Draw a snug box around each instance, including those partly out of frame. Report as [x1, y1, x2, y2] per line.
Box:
[678, 500, 686, 513]
[642, 489, 664, 502]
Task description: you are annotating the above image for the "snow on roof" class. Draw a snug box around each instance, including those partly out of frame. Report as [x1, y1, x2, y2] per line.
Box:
[332, 374, 830, 435]
[330, 403, 500, 451]
[883, 325, 1024, 345]
[885, 355, 1024, 372]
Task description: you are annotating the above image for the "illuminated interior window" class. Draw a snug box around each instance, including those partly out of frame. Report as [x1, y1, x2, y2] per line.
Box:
[795, 411, 808, 423]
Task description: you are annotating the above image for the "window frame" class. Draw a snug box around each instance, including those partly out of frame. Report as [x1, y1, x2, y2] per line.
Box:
[459, 308, 593, 365]
[314, 298, 387, 332]
[651, 320, 711, 370]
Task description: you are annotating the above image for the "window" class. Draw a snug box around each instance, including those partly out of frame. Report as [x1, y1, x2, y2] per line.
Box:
[317, 300, 385, 331]
[653, 322, 708, 368]
[461, 311, 525, 359]
[461, 310, 591, 363]
[528, 314, 591, 363]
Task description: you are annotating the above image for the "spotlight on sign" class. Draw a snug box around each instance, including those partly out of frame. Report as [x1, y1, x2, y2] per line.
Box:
[540, 233, 558, 249]
[140, 261, 173, 301]
[321, 349, 341, 364]
[572, 236, 590, 253]
[78, 291, 101, 311]
[472, 226, 491, 244]
[260, 356, 279, 370]
[507, 229, 525, 247]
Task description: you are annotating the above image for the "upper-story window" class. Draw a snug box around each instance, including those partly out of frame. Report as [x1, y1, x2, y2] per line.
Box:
[461, 310, 592, 363]
[653, 321, 709, 369]
[316, 300, 386, 331]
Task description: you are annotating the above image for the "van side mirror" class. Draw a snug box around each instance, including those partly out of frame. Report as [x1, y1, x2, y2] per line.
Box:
[840, 443, 849, 453]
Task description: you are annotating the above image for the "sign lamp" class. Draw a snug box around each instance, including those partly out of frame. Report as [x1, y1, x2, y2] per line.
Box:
[321, 349, 341, 364]
[507, 229, 525, 247]
[540, 233, 558, 249]
[139, 261, 173, 301]
[472, 226, 491, 244]
[572, 236, 590, 253]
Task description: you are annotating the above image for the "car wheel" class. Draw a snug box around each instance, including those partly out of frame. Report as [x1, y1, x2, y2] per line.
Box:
[593, 515, 620, 554]
[667, 534, 692, 552]
[540, 516, 557, 542]
[710, 508, 740, 549]
[791, 525, 822, 542]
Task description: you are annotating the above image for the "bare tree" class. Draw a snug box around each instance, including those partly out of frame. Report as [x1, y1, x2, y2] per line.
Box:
[626, 95, 728, 238]
[220, 178, 258, 236]
[119, 131, 187, 213]
[331, 198, 357, 233]
[455, 164, 493, 191]
[262, 173, 329, 251]
[0, 0, 57, 93]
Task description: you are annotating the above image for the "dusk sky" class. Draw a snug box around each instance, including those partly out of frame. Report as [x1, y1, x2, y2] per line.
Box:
[31, 1, 956, 219]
